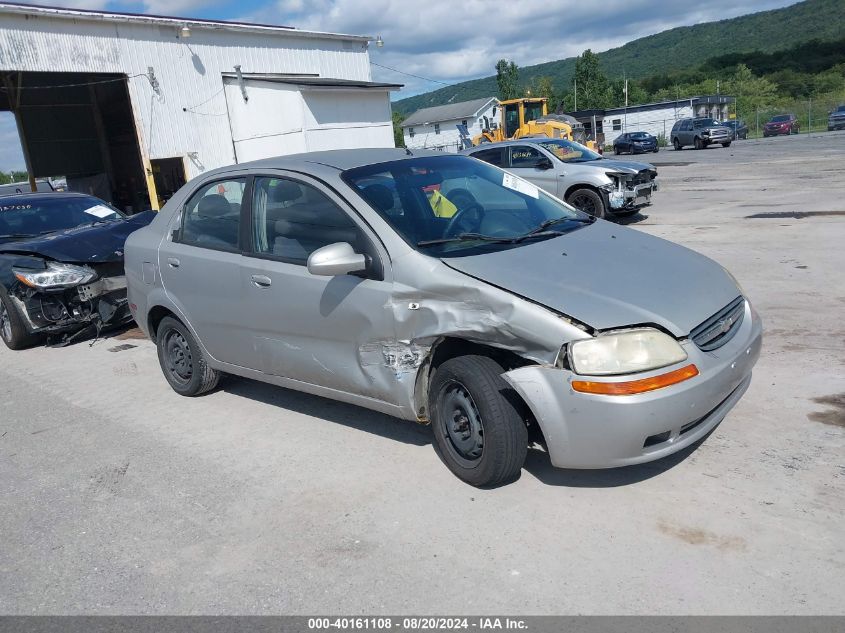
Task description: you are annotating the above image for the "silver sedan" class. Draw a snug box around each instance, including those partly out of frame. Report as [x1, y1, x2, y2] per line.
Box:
[126, 149, 761, 487]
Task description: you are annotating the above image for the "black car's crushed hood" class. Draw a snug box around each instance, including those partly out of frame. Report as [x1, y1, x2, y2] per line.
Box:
[0, 211, 155, 264]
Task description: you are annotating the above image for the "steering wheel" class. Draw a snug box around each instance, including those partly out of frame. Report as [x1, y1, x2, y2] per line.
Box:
[443, 202, 485, 238]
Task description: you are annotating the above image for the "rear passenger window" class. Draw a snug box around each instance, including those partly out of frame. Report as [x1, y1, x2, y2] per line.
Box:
[470, 147, 505, 167]
[180, 179, 246, 251]
[250, 177, 365, 266]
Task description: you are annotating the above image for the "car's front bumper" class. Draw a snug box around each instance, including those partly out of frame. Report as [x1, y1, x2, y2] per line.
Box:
[503, 301, 762, 469]
[702, 133, 731, 144]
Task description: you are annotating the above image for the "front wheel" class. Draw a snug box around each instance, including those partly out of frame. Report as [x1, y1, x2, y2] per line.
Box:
[613, 146, 620, 155]
[0, 287, 40, 350]
[429, 356, 528, 487]
[694, 136, 704, 150]
[156, 316, 220, 396]
[566, 188, 606, 219]
[722, 142, 731, 147]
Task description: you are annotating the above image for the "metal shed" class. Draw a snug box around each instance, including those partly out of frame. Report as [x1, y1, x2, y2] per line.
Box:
[0, 2, 401, 211]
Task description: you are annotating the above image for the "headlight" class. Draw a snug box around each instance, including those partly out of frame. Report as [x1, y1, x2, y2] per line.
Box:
[568, 328, 687, 376]
[13, 262, 96, 289]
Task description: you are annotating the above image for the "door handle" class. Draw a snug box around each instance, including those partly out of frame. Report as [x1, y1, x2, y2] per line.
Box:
[251, 274, 272, 288]
[167, 257, 180, 268]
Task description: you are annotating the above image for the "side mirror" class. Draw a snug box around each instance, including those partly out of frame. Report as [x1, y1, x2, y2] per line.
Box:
[307, 242, 367, 277]
[536, 157, 554, 170]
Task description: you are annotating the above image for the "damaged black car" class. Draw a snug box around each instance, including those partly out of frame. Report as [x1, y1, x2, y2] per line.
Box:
[0, 192, 154, 349]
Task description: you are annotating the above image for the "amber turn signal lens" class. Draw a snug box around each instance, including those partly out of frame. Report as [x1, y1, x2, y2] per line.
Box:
[571, 364, 699, 395]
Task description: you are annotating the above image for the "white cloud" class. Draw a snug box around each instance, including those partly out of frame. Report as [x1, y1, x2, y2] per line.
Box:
[245, 0, 798, 97]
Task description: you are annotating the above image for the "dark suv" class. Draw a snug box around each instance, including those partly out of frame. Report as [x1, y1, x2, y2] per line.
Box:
[828, 105, 845, 131]
[671, 118, 732, 150]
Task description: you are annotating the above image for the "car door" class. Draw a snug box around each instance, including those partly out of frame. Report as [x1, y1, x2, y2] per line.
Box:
[680, 119, 693, 144]
[158, 175, 252, 366]
[506, 145, 560, 197]
[238, 173, 398, 402]
[618, 134, 629, 152]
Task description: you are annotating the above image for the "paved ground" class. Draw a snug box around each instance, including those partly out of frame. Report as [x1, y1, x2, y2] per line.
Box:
[1, 132, 844, 615]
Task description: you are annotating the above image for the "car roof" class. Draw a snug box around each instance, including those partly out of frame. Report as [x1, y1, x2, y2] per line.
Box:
[204, 148, 446, 177]
[0, 191, 95, 201]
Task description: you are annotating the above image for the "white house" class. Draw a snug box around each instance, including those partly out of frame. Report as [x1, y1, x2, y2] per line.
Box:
[401, 97, 498, 152]
[571, 95, 736, 147]
[0, 3, 400, 211]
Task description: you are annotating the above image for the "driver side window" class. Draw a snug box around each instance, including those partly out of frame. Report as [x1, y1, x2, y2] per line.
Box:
[509, 146, 544, 168]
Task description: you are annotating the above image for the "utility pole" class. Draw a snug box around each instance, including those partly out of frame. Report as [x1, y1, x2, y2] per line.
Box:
[573, 78, 577, 111]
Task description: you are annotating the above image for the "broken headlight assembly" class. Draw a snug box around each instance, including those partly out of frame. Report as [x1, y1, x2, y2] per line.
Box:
[13, 262, 97, 289]
[601, 172, 628, 208]
[567, 328, 688, 376]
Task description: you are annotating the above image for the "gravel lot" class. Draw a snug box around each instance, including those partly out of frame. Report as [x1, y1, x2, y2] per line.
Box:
[1, 132, 844, 615]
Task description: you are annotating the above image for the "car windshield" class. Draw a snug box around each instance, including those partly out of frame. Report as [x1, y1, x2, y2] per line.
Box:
[535, 139, 602, 163]
[342, 155, 590, 257]
[0, 195, 124, 238]
[771, 115, 791, 122]
[694, 118, 720, 128]
[630, 132, 650, 139]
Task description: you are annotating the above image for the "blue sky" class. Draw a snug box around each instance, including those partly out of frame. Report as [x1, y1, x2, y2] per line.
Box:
[1, 0, 797, 173]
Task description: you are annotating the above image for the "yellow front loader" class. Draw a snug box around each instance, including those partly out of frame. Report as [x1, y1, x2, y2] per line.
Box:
[471, 98, 597, 149]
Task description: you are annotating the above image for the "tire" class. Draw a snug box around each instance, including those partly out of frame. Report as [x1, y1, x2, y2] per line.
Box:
[694, 136, 703, 150]
[653, 147, 659, 153]
[566, 187, 606, 219]
[722, 142, 731, 148]
[156, 316, 220, 396]
[429, 355, 528, 487]
[0, 286, 40, 350]
[673, 137, 682, 150]
[613, 146, 620, 155]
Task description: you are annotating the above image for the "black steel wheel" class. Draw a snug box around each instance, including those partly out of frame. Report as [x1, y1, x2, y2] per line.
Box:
[156, 316, 220, 396]
[0, 286, 39, 350]
[566, 188, 606, 219]
[429, 355, 528, 487]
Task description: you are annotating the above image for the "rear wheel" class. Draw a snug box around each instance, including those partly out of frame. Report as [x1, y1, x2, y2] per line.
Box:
[156, 316, 220, 396]
[722, 141, 731, 148]
[429, 355, 528, 487]
[0, 287, 39, 350]
[566, 188, 606, 219]
[673, 138, 682, 150]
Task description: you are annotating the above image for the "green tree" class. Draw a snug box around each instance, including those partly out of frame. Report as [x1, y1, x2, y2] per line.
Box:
[724, 63, 778, 115]
[495, 59, 520, 100]
[573, 50, 611, 109]
[391, 111, 406, 148]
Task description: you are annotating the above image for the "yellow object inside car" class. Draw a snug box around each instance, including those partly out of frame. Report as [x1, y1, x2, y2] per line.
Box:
[427, 189, 458, 218]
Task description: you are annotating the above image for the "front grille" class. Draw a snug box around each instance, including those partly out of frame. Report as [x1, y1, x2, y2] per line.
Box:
[633, 169, 656, 185]
[690, 296, 745, 351]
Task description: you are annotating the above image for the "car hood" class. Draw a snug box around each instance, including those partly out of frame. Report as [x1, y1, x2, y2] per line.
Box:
[0, 211, 155, 263]
[442, 220, 741, 336]
[580, 158, 655, 173]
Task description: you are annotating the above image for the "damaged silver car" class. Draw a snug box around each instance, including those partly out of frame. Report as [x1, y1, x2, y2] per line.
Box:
[0, 193, 154, 349]
[126, 149, 761, 487]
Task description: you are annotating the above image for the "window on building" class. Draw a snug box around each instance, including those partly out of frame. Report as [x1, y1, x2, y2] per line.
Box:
[434, 123, 441, 135]
[612, 119, 622, 131]
[408, 127, 415, 138]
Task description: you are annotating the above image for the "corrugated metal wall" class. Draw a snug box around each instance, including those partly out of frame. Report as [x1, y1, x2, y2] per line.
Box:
[0, 12, 375, 181]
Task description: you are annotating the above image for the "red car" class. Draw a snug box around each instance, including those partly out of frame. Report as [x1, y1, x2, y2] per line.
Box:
[763, 114, 799, 137]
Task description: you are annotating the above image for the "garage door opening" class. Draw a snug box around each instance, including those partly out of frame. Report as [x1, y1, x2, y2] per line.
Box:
[0, 71, 150, 213]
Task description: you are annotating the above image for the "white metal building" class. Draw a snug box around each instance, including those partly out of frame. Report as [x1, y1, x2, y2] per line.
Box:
[401, 97, 498, 152]
[571, 95, 736, 146]
[0, 2, 400, 211]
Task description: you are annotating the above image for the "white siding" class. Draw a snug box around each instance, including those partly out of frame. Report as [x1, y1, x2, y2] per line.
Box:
[0, 11, 377, 179]
[602, 104, 695, 145]
[403, 103, 497, 152]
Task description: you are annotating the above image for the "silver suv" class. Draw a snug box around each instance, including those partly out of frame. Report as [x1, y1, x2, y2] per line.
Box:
[460, 139, 657, 219]
[671, 117, 732, 150]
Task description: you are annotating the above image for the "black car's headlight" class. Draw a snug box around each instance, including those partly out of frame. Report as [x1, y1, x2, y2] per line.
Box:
[13, 262, 97, 289]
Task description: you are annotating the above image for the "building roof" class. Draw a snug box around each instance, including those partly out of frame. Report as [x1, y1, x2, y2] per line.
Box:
[0, 2, 372, 41]
[222, 74, 402, 90]
[401, 97, 497, 128]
